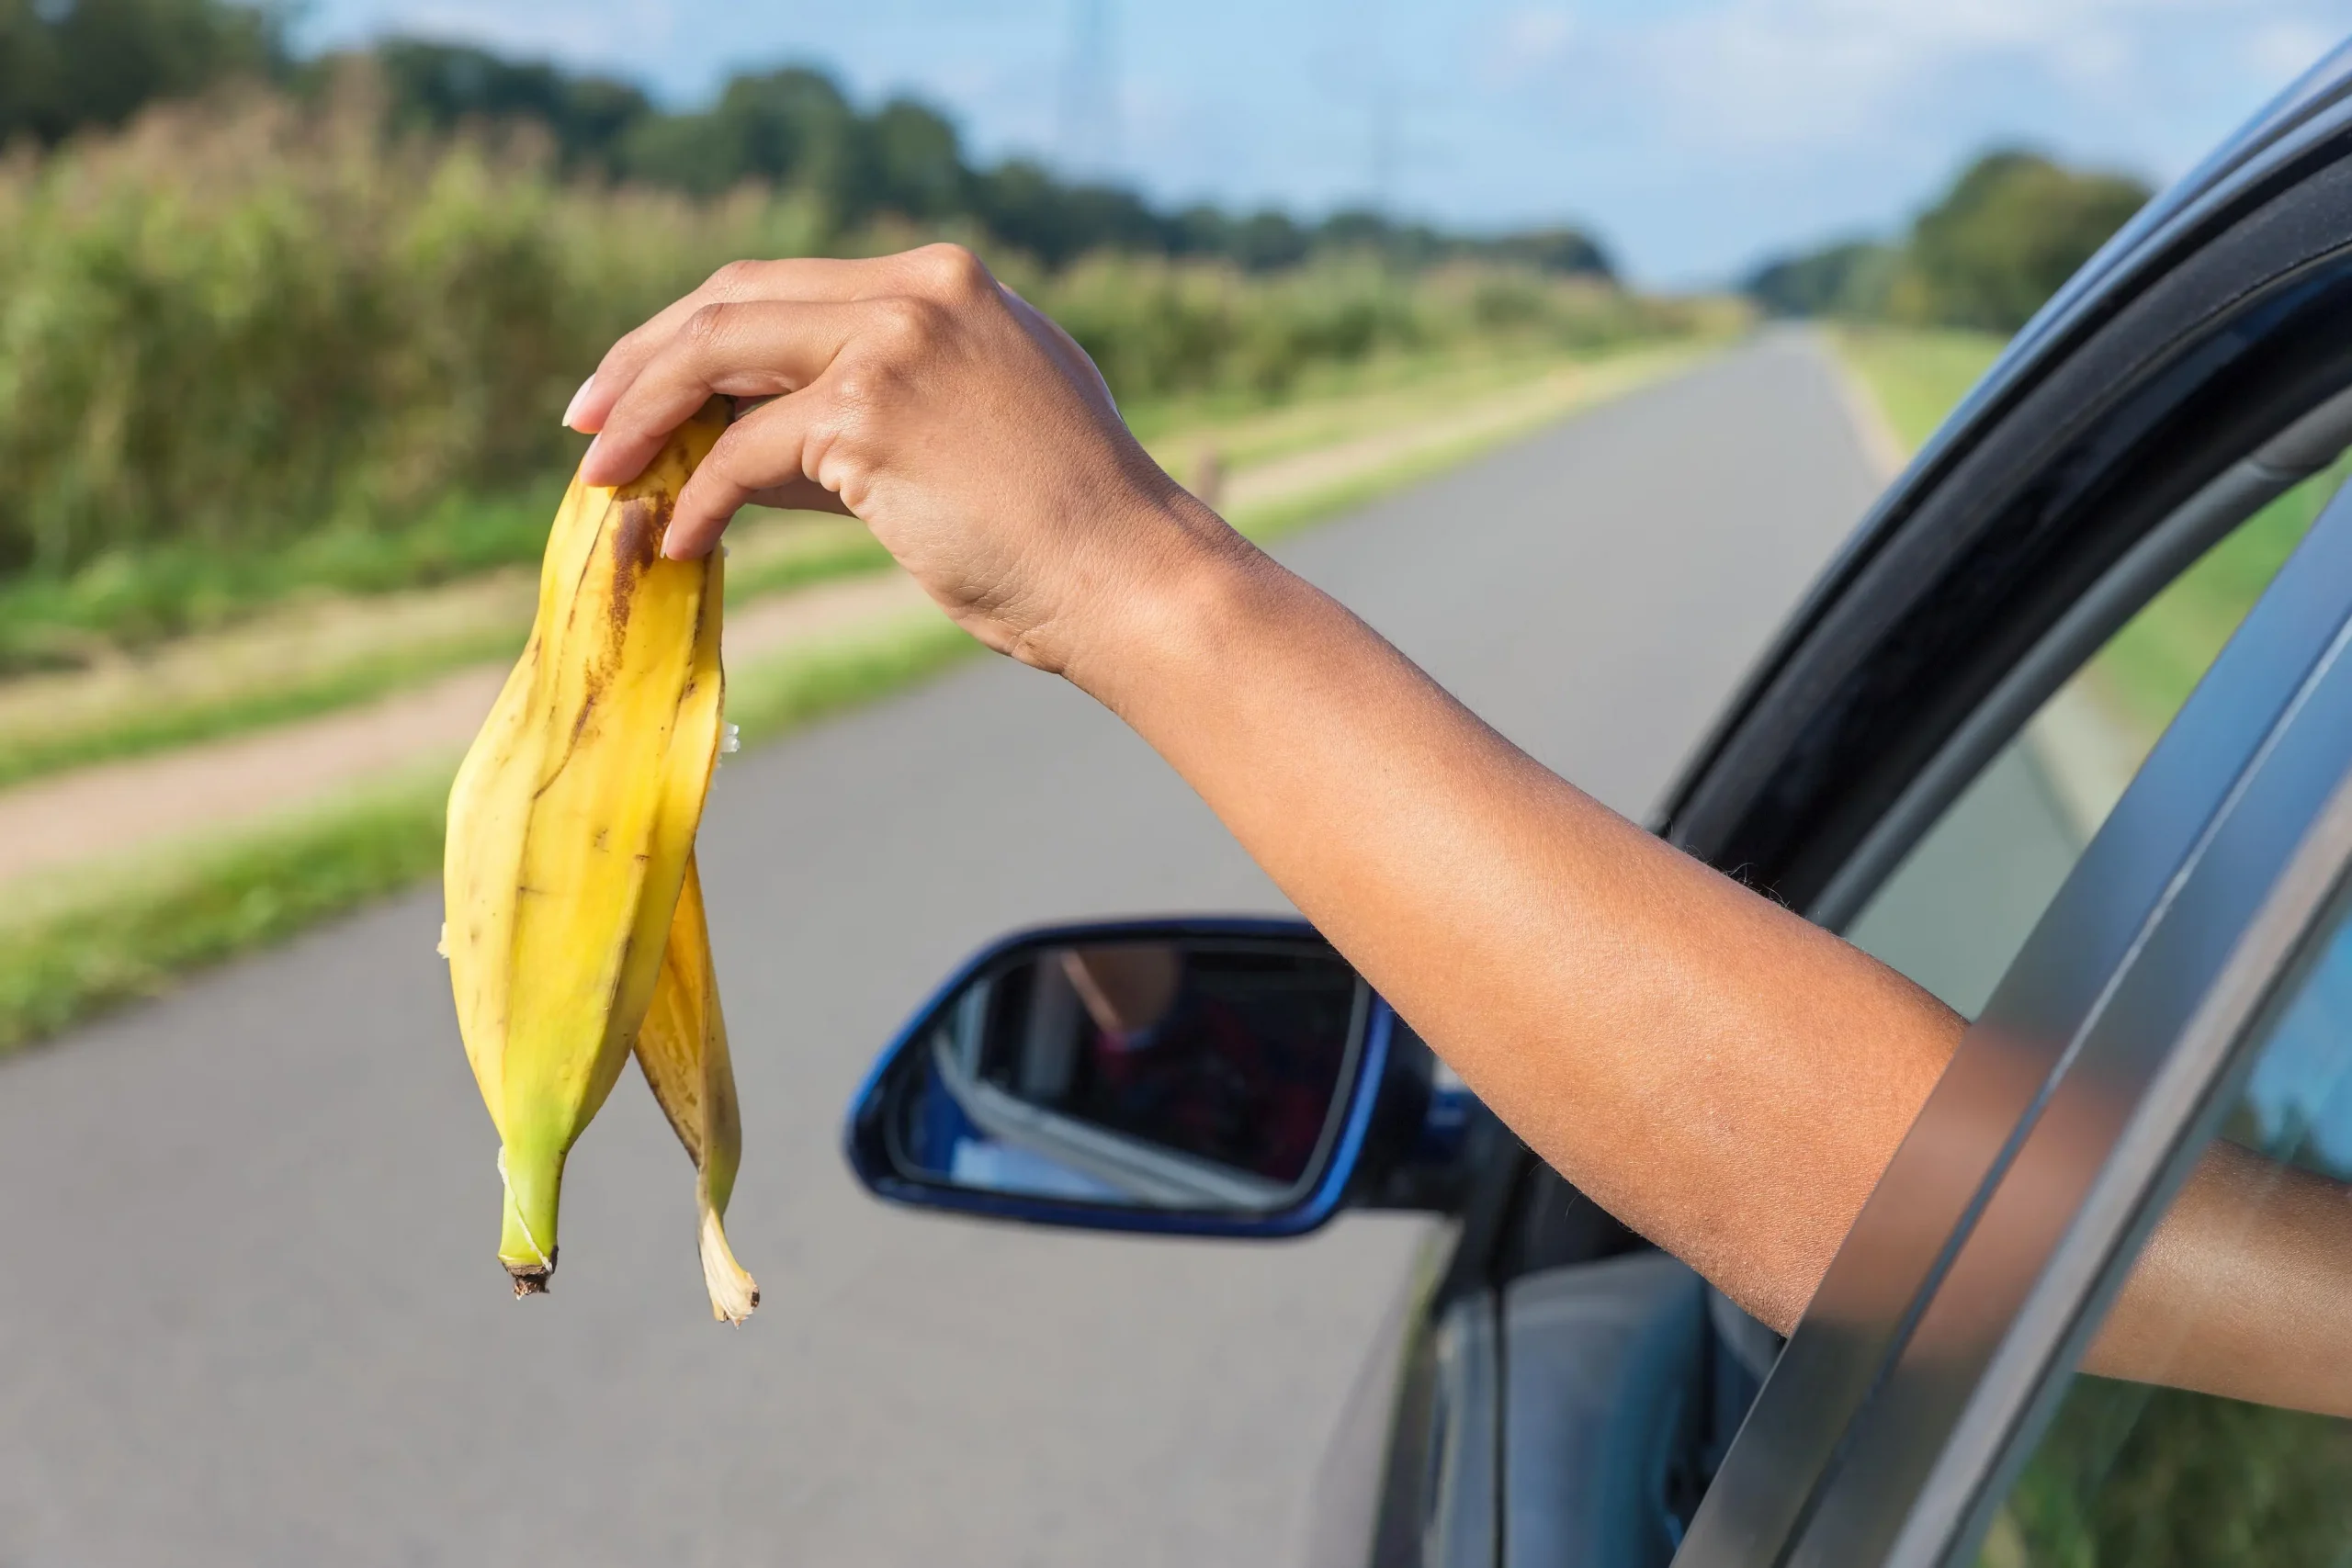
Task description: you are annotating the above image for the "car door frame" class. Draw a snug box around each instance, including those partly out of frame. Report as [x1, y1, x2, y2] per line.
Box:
[1673, 454, 2352, 1568]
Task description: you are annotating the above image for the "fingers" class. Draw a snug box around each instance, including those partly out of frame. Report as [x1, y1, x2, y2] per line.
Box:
[661, 392, 829, 560]
[741, 477, 855, 518]
[568, 247, 996, 436]
[567, 257, 883, 435]
[580, 299, 867, 491]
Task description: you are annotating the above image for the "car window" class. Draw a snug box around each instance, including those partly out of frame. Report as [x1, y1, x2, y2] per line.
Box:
[1970, 886, 2352, 1567]
[1845, 458, 2352, 1017]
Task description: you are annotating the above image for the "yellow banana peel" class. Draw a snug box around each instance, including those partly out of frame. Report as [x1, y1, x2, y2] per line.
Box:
[443, 396, 758, 1321]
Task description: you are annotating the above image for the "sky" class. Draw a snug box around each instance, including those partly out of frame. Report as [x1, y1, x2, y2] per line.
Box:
[292, 1, 2352, 287]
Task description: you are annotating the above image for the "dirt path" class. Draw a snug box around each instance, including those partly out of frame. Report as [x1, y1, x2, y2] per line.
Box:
[0, 571, 932, 886]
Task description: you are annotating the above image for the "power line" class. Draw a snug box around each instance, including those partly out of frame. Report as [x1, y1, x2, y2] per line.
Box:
[1057, 0, 1120, 181]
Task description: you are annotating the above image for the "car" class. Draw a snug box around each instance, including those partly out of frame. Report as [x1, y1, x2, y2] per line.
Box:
[840, 37, 2352, 1568]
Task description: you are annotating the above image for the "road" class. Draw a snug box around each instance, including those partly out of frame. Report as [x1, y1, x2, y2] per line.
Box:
[0, 333, 1883, 1567]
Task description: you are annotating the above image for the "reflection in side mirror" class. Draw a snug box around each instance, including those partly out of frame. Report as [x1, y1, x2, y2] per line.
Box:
[844, 919, 1394, 1236]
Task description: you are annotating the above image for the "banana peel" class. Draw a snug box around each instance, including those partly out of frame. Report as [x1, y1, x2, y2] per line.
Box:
[443, 396, 758, 1321]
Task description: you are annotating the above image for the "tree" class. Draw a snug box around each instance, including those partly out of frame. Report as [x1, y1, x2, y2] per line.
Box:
[6, 17, 1628, 285]
[0, 0, 281, 147]
[864, 96, 965, 220]
[365, 39, 650, 174]
[1744, 240, 1897, 319]
[1894, 150, 2150, 332]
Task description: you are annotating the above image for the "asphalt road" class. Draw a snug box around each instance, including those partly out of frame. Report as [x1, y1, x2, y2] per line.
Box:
[0, 332, 1883, 1567]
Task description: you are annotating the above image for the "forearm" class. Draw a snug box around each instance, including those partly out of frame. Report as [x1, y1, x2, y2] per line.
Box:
[1090, 527, 2352, 1396]
[2088, 1143, 2352, 1415]
[1072, 506, 1966, 1331]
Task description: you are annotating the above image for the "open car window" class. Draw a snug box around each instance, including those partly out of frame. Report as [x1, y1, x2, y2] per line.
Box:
[1680, 411, 2352, 1568]
[1845, 456, 2352, 1018]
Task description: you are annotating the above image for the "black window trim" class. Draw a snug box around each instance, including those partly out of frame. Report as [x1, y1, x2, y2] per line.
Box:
[1806, 389, 2352, 933]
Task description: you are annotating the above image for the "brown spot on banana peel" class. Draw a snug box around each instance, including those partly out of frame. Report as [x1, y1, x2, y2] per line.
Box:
[605, 493, 667, 640]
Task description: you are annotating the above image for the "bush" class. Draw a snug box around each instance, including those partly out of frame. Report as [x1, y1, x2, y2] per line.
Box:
[1745, 150, 2151, 333]
[1891, 151, 2151, 333]
[0, 81, 1690, 666]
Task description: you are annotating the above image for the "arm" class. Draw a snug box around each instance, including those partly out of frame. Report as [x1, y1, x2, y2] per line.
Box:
[568, 245, 2352, 1401]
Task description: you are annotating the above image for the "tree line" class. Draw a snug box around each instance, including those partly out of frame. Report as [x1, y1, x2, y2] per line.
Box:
[1746, 150, 2153, 333]
[0, 0, 1616, 277]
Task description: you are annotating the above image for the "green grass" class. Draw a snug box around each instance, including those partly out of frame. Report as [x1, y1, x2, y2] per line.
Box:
[0, 486, 569, 675]
[0, 605, 981, 1054]
[0, 627, 524, 790]
[0, 514, 894, 788]
[1832, 325, 2008, 452]
[2088, 459, 2351, 739]
[0, 762, 453, 1051]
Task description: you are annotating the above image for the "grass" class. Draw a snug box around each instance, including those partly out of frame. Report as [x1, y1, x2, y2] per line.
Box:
[0, 604, 981, 1053]
[2087, 460, 2350, 739]
[0, 333, 1716, 1052]
[0, 626, 523, 791]
[0, 761, 453, 1050]
[0, 83, 1699, 663]
[1831, 324, 2007, 452]
[0, 513, 891, 788]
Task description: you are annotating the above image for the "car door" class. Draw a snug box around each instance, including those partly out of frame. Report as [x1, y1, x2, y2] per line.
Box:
[1644, 40, 2352, 1568]
[1671, 367, 2352, 1568]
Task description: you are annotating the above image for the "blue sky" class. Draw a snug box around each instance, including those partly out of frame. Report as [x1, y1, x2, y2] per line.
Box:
[294, 1, 2352, 286]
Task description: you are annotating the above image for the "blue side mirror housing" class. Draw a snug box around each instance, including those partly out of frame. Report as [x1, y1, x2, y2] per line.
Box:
[843, 918, 1469, 1237]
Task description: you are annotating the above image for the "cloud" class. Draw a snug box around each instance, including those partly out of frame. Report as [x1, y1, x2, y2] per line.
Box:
[1487, 5, 1576, 83]
[1522, 0, 2344, 158]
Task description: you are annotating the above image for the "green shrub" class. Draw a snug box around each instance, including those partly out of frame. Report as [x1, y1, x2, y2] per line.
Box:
[0, 81, 1693, 668]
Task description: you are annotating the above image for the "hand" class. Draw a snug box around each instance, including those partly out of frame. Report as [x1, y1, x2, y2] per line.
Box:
[566, 244, 1250, 677]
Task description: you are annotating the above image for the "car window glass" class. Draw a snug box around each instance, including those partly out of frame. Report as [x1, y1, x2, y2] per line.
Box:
[1970, 889, 2352, 1567]
[1846, 458, 2352, 1016]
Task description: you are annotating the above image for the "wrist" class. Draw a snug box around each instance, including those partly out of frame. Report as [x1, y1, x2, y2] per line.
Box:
[1051, 489, 1286, 718]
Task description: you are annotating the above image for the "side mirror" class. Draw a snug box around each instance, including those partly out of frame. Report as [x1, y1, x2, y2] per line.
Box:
[843, 919, 1398, 1236]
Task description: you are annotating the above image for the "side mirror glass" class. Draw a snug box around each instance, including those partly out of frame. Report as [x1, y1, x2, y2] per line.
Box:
[843, 919, 1394, 1236]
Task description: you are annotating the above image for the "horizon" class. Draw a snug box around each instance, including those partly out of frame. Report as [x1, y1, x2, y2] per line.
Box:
[292, 1, 2349, 288]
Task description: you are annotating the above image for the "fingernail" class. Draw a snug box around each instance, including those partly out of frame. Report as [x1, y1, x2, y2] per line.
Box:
[561, 375, 596, 431]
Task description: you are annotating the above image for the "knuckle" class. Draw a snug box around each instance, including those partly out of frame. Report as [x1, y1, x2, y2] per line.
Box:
[871, 294, 946, 352]
[910, 242, 991, 299]
[825, 365, 879, 415]
[681, 301, 732, 353]
[705, 258, 764, 296]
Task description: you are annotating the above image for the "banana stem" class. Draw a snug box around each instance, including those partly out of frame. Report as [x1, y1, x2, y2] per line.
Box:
[497, 1144, 564, 1294]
